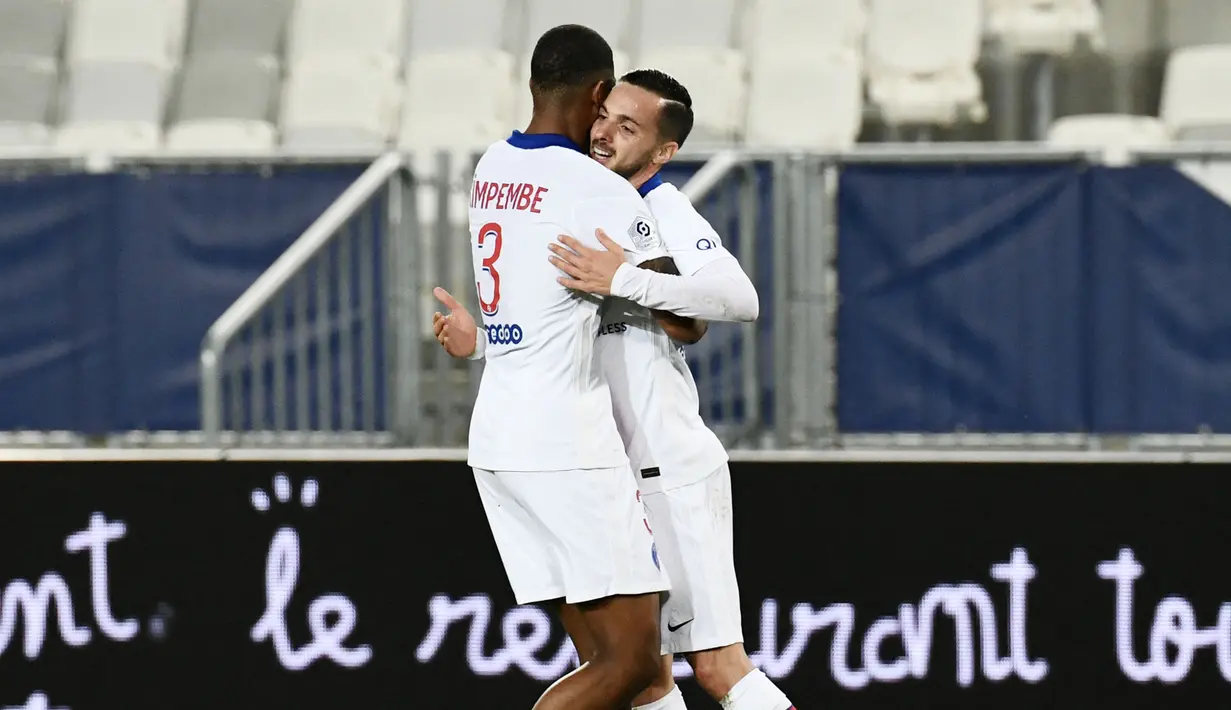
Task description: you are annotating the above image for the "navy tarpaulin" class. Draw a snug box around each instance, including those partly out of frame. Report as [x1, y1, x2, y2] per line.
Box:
[1087, 166, 1231, 433]
[110, 166, 364, 431]
[0, 174, 116, 432]
[0, 166, 363, 432]
[836, 164, 1088, 433]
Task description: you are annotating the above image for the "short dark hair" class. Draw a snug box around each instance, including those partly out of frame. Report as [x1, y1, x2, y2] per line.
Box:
[529, 24, 614, 94]
[620, 69, 695, 148]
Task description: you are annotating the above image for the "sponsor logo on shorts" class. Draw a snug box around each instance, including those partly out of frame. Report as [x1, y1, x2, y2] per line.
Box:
[485, 323, 524, 345]
[651, 542, 660, 570]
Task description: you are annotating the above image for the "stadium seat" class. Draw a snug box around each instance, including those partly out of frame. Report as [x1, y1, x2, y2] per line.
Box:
[744, 0, 865, 58]
[746, 51, 862, 149]
[640, 48, 748, 146]
[0, 0, 69, 64]
[168, 54, 280, 153]
[165, 121, 278, 154]
[513, 51, 631, 131]
[56, 61, 169, 152]
[0, 59, 57, 148]
[406, 0, 512, 58]
[1160, 45, 1231, 141]
[288, 0, 406, 70]
[1047, 114, 1170, 149]
[985, 0, 1104, 55]
[523, 0, 635, 56]
[67, 0, 185, 66]
[866, 0, 985, 126]
[635, 0, 739, 51]
[400, 51, 516, 153]
[281, 58, 402, 152]
[187, 0, 290, 58]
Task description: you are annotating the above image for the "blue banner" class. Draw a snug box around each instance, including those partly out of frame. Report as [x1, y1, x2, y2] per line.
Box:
[0, 166, 363, 433]
[1086, 166, 1231, 433]
[837, 164, 1088, 432]
[0, 174, 116, 432]
[837, 163, 1231, 434]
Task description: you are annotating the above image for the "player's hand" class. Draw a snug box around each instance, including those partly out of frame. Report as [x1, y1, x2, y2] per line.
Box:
[549, 229, 626, 296]
[432, 287, 478, 359]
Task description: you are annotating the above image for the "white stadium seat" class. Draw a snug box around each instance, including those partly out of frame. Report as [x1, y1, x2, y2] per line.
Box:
[0, 0, 70, 64]
[747, 51, 863, 149]
[1161, 45, 1231, 141]
[165, 120, 278, 154]
[0, 123, 51, 150]
[400, 50, 516, 153]
[985, 0, 1104, 55]
[0, 58, 57, 149]
[745, 0, 865, 58]
[866, 0, 984, 126]
[523, 0, 635, 56]
[1046, 114, 1171, 163]
[188, 0, 290, 59]
[406, 0, 512, 58]
[57, 61, 169, 153]
[288, 0, 406, 69]
[639, 48, 747, 147]
[635, 0, 739, 51]
[1047, 114, 1170, 146]
[67, 0, 185, 66]
[281, 58, 402, 152]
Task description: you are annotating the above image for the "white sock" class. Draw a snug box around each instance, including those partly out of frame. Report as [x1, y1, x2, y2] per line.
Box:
[633, 685, 688, 710]
[719, 669, 794, 710]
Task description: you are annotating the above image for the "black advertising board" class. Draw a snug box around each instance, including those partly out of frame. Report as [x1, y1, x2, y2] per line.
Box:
[1, 459, 1229, 709]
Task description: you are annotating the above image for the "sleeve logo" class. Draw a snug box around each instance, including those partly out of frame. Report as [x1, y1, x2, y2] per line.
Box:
[628, 217, 658, 252]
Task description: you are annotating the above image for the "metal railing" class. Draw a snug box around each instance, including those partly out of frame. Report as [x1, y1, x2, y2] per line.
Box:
[199, 152, 418, 447]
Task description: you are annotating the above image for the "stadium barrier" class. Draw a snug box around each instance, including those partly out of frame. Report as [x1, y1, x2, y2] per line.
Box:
[5, 145, 1231, 448]
[2, 448, 1230, 709]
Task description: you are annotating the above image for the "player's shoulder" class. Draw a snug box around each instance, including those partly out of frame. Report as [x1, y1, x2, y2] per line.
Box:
[642, 180, 694, 214]
[643, 180, 714, 233]
[569, 156, 644, 200]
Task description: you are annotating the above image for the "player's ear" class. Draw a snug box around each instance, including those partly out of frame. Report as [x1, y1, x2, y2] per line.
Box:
[652, 141, 679, 168]
[591, 77, 614, 107]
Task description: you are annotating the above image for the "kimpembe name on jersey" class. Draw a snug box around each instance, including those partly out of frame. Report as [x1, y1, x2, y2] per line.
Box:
[470, 180, 549, 213]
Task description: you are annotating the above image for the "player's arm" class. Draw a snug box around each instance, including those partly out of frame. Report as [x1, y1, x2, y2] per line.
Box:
[552, 193, 706, 342]
[627, 254, 707, 344]
[551, 230, 759, 323]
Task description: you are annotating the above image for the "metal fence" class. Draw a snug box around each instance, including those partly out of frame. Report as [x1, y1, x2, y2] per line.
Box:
[198, 153, 418, 448]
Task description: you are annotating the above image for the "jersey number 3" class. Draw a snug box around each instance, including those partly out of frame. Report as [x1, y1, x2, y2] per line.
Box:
[477, 222, 502, 316]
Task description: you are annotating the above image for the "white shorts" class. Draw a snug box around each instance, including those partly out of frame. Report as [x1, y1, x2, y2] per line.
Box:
[638, 463, 743, 655]
[473, 466, 671, 605]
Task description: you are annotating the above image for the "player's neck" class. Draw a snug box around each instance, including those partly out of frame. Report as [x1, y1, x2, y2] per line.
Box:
[525, 111, 588, 151]
[628, 165, 662, 193]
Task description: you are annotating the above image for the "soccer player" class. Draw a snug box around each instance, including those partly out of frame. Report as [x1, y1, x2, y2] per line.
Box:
[437, 71, 797, 710]
[454, 24, 681, 710]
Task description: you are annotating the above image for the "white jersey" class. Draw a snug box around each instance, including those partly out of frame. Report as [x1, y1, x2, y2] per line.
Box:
[466, 131, 669, 472]
[598, 176, 734, 488]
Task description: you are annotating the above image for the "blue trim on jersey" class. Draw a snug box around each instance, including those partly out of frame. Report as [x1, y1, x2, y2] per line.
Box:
[638, 173, 665, 197]
[506, 130, 585, 153]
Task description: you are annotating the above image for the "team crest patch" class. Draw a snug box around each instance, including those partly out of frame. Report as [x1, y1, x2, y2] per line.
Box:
[628, 216, 657, 251]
